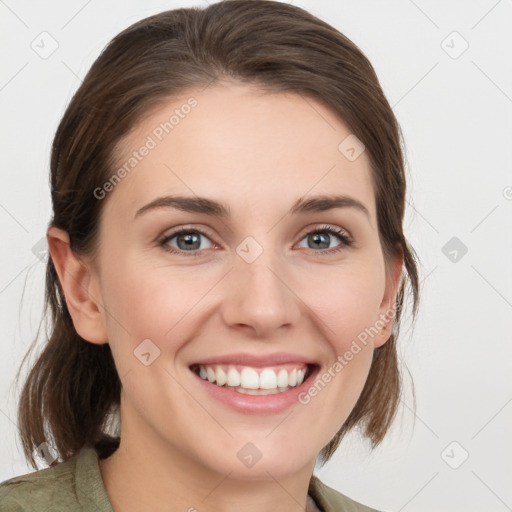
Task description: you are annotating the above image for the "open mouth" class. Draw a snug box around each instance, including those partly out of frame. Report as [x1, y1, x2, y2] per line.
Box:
[189, 363, 318, 395]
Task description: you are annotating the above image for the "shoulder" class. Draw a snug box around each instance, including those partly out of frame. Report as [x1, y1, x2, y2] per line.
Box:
[0, 454, 79, 511]
[0, 447, 112, 512]
[309, 474, 385, 512]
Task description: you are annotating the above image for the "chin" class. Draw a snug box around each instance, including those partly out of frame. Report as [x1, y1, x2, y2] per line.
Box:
[198, 440, 317, 481]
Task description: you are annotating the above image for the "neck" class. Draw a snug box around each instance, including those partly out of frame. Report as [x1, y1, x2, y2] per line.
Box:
[98, 403, 317, 512]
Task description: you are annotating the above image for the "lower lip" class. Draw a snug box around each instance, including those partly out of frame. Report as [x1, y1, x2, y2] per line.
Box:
[190, 366, 320, 415]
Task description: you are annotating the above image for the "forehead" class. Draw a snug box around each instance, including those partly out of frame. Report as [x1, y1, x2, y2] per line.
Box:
[104, 82, 376, 225]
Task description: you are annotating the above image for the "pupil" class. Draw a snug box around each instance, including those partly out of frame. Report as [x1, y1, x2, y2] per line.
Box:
[310, 232, 329, 249]
[180, 233, 200, 250]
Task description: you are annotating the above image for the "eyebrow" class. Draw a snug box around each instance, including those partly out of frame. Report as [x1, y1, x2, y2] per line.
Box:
[134, 194, 370, 220]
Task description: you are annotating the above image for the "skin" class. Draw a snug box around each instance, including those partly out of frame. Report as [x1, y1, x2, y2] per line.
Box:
[48, 81, 403, 512]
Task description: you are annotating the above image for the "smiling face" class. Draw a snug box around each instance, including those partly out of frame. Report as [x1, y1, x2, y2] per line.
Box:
[80, 81, 401, 481]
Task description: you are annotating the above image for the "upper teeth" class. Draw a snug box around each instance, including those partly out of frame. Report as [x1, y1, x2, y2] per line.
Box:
[196, 365, 307, 390]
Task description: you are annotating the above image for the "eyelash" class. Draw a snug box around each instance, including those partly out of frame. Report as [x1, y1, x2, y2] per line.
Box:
[158, 224, 354, 257]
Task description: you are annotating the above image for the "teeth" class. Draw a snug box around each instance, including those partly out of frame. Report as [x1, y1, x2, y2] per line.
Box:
[259, 368, 277, 389]
[240, 367, 259, 389]
[194, 364, 311, 392]
[227, 368, 241, 387]
[216, 367, 227, 386]
[277, 369, 288, 388]
[206, 367, 216, 383]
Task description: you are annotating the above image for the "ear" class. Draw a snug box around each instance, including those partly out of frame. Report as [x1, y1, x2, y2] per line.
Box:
[373, 245, 404, 348]
[47, 226, 108, 344]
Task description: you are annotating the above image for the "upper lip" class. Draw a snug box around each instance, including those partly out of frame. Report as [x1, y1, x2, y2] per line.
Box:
[189, 352, 319, 368]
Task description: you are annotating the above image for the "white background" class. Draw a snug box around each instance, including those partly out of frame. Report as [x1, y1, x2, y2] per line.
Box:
[1, 1, 511, 511]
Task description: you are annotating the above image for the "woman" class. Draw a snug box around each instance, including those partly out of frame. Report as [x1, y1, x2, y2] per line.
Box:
[0, 1, 419, 511]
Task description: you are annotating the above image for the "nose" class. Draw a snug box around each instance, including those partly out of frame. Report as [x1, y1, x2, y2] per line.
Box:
[220, 247, 301, 338]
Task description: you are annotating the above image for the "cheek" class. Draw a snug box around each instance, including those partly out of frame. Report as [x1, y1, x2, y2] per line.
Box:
[99, 256, 219, 350]
[298, 261, 385, 350]
[99, 243, 386, 363]
[297, 266, 384, 427]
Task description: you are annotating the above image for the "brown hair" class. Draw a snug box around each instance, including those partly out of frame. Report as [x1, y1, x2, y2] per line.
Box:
[15, 0, 420, 470]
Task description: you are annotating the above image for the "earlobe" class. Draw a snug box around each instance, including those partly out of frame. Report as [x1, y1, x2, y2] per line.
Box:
[47, 226, 108, 345]
[374, 246, 404, 348]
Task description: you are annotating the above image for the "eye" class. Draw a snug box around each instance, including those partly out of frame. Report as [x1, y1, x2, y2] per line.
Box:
[159, 227, 215, 256]
[159, 224, 354, 257]
[296, 225, 354, 254]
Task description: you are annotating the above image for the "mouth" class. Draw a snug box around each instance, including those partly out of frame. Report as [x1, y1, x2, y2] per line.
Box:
[189, 362, 319, 396]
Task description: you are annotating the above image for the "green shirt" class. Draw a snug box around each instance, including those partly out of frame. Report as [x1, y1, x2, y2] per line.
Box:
[0, 447, 382, 511]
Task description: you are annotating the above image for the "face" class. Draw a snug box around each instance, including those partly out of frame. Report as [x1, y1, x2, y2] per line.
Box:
[84, 82, 400, 480]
